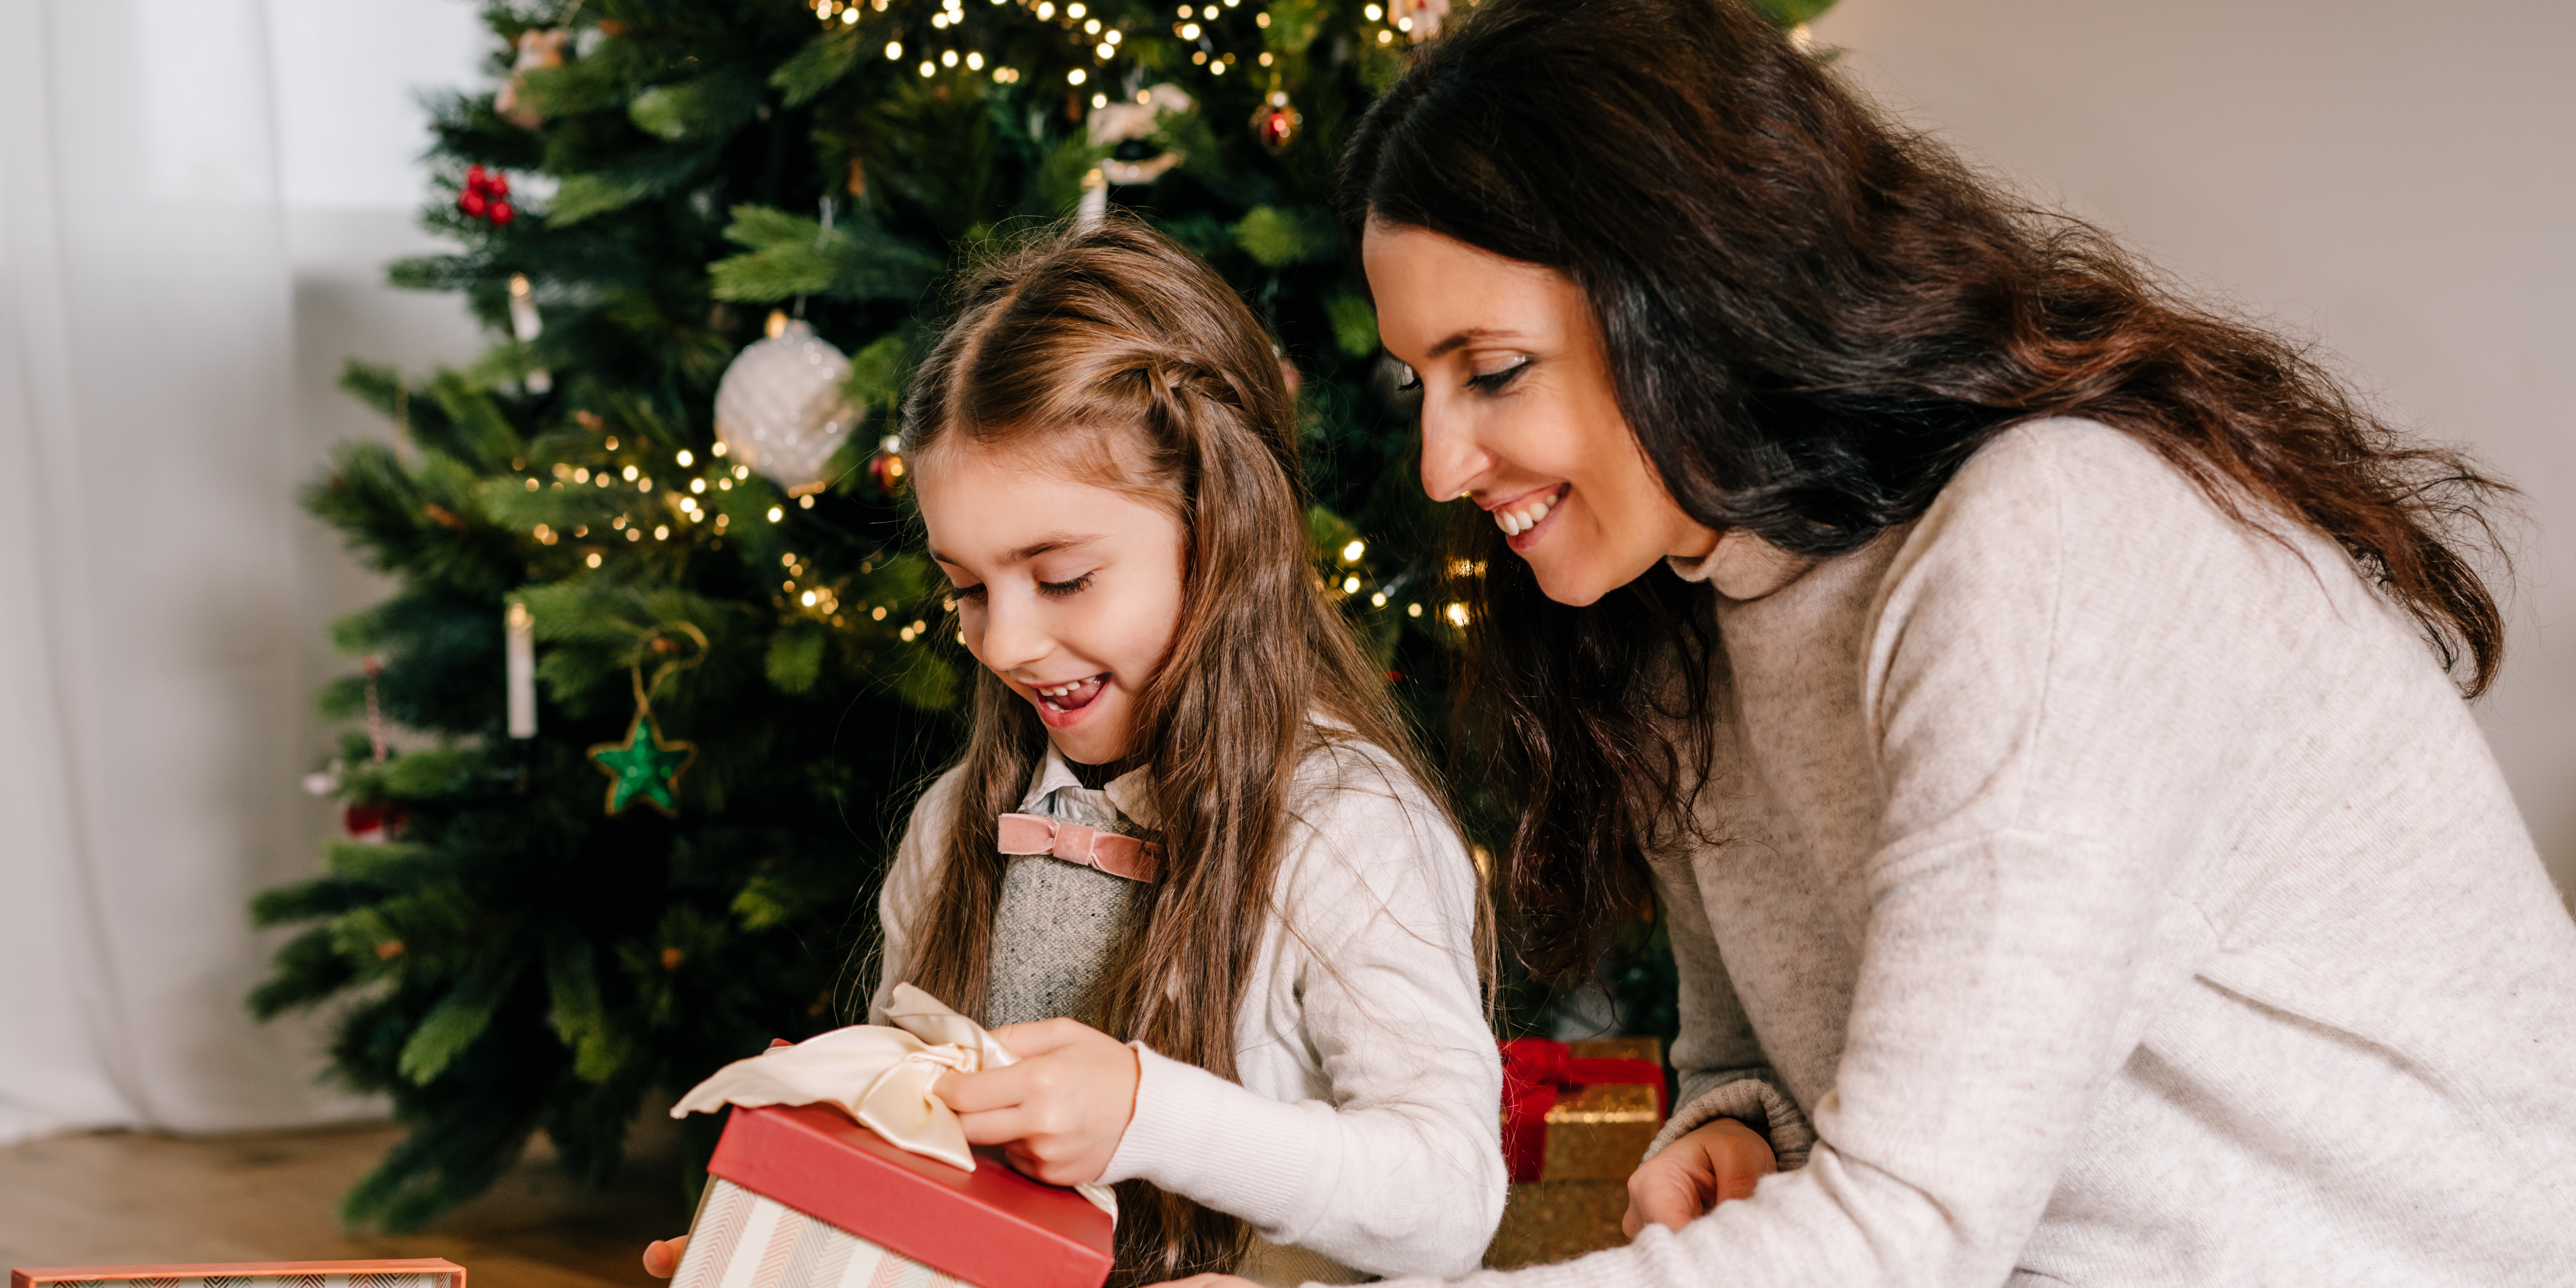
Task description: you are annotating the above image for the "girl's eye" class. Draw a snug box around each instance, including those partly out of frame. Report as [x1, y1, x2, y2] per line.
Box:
[1467, 355, 1530, 393]
[951, 583, 988, 602]
[1038, 572, 1095, 598]
[1391, 361, 1421, 392]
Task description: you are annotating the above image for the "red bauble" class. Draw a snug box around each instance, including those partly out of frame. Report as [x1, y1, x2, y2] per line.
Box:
[1251, 94, 1302, 155]
[867, 448, 908, 496]
[466, 164, 489, 188]
[489, 200, 516, 225]
[342, 801, 406, 843]
[486, 170, 510, 196]
[459, 188, 490, 218]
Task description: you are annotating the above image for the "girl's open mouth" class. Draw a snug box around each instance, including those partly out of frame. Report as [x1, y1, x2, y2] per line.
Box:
[1032, 673, 1110, 719]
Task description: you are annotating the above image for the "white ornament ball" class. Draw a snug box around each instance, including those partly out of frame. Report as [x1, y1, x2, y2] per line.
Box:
[714, 320, 858, 495]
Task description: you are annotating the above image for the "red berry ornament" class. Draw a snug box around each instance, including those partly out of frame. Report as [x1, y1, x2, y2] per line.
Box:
[456, 166, 518, 226]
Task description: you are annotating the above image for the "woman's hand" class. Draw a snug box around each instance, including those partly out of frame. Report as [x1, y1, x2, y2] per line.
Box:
[934, 1017, 1140, 1186]
[1622, 1118, 1777, 1236]
[642, 1235, 689, 1279]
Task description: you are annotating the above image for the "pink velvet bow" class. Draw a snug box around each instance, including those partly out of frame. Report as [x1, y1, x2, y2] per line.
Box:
[996, 813, 1161, 883]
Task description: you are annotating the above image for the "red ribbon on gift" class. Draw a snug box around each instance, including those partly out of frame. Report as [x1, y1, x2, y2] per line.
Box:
[1500, 1037, 1669, 1184]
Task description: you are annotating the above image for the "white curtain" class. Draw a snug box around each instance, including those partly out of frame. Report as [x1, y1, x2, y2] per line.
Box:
[0, 0, 390, 1141]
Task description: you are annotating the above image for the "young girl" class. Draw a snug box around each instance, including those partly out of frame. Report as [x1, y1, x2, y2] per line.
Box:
[865, 219, 1498, 1286]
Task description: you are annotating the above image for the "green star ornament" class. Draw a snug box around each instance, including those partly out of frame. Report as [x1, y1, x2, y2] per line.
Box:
[586, 713, 698, 817]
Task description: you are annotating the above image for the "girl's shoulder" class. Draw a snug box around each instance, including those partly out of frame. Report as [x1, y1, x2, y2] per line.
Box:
[904, 760, 978, 840]
[1269, 726, 1477, 937]
[1283, 725, 1451, 834]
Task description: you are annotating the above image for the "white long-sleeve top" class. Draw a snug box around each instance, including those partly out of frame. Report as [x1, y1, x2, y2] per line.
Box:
[1377, 419, 2576, 1288]
[871, 734, 1505, 1282]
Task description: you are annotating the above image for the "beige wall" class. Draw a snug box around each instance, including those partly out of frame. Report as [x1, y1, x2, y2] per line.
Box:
[1813, 0, 2576, 900]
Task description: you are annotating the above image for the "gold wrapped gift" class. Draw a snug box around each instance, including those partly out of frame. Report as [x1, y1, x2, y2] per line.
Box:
[1537, 1078, 1662, 1181]
[1485, 1180, 1632, 1270]
[1486, 1037, 1666, 1268]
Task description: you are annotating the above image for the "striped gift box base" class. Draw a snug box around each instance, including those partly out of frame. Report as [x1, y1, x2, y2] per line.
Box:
[14, 1262, 463, 1288]
[677, 1177, 963, 1288]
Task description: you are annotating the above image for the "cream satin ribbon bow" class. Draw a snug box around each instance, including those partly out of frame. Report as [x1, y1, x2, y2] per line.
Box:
[670, 983, 1117, 1219]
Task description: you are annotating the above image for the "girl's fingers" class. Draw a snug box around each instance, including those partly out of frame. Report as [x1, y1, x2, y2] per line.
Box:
[950, 1102, 1036, 1146]
[934, 1061, 1036, 1113]
[984, 1017, 1089, 1058]
[642, 1235, 690, 1279]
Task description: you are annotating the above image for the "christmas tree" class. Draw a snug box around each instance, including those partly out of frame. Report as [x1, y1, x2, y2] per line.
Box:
[251, 0, 1831, 1231]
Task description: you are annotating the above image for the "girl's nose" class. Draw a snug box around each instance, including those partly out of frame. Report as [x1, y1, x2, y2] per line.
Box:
[975, 594, 1049, 675]
[1417, 404, 1495, 504]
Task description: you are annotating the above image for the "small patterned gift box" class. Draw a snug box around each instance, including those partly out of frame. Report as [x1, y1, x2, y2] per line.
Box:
[12, 1261, 464, 1288]
[672, 1104, 1113, 1288]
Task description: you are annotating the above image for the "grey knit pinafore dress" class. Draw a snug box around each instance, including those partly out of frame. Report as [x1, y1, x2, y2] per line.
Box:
[981, 775, 1153, 1028]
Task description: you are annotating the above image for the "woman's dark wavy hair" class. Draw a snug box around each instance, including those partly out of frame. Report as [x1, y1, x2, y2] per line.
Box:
[1338, 0, 2511, 980]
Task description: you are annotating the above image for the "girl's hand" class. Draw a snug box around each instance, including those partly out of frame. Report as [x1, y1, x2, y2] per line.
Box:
[934, 1018, 1140, 1186]
[642, 1235, 688, 1279]
[1621, 1118, 1777, 1236]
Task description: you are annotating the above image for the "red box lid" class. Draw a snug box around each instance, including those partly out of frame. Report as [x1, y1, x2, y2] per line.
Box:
[707, 1104, 1113, 1288]
[12, 1261, 465, 1288]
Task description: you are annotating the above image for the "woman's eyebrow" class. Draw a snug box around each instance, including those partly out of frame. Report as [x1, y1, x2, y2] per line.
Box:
[1427, 327, 1529, 358]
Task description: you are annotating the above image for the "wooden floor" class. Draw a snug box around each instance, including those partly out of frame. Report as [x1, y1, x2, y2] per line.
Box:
[0, 1119, 692, 1288]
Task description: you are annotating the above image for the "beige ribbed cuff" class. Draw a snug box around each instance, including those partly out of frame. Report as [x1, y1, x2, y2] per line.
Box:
[1646, 1076, 1816, 1171]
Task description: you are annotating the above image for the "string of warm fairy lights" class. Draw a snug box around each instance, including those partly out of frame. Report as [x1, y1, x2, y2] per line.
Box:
[515, 428, 1467, 639]
[808, 0, 1447, 111]
[491, 0, 1468, 648]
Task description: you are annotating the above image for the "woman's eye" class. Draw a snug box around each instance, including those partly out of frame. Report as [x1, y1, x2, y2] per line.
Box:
[1391, 361, 1422, 392]
[1038, 572, 1095, 598]
[1467, 355, 1530, 392]
[951, 584, 988, 602]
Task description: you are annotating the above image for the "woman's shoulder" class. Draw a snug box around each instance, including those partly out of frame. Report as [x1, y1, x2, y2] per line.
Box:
[1906, 416, 2318, 588]
[1944, 416, 2199, 520]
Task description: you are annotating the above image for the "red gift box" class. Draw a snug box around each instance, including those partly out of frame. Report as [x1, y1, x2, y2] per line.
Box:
[12, 1261, 463, 1288]
[1500, 1037, 1669, 1184]
[673, 1103, 1114, 1288]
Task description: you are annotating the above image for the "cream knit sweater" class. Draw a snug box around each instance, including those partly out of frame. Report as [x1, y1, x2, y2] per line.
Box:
[1384, 420, 2576, 1288]
[872, 737, 1505, 1282]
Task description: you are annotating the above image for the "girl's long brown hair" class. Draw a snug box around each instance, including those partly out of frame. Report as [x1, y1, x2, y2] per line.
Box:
[895, 218, 1455, 1284]
[1339, 0, 2513, 983]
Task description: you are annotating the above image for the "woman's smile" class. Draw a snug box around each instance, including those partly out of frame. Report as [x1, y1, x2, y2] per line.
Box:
[1485, 483, 1570, 547]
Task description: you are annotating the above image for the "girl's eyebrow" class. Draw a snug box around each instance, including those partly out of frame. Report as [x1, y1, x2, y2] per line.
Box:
[928, 532, 1104, 567]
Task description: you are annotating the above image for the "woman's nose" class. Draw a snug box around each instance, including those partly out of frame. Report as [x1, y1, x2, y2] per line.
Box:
[1417, 402, 1494, 503]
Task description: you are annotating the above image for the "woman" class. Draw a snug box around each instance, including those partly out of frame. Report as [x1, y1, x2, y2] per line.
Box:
[1309, 0, 2576, 1284]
